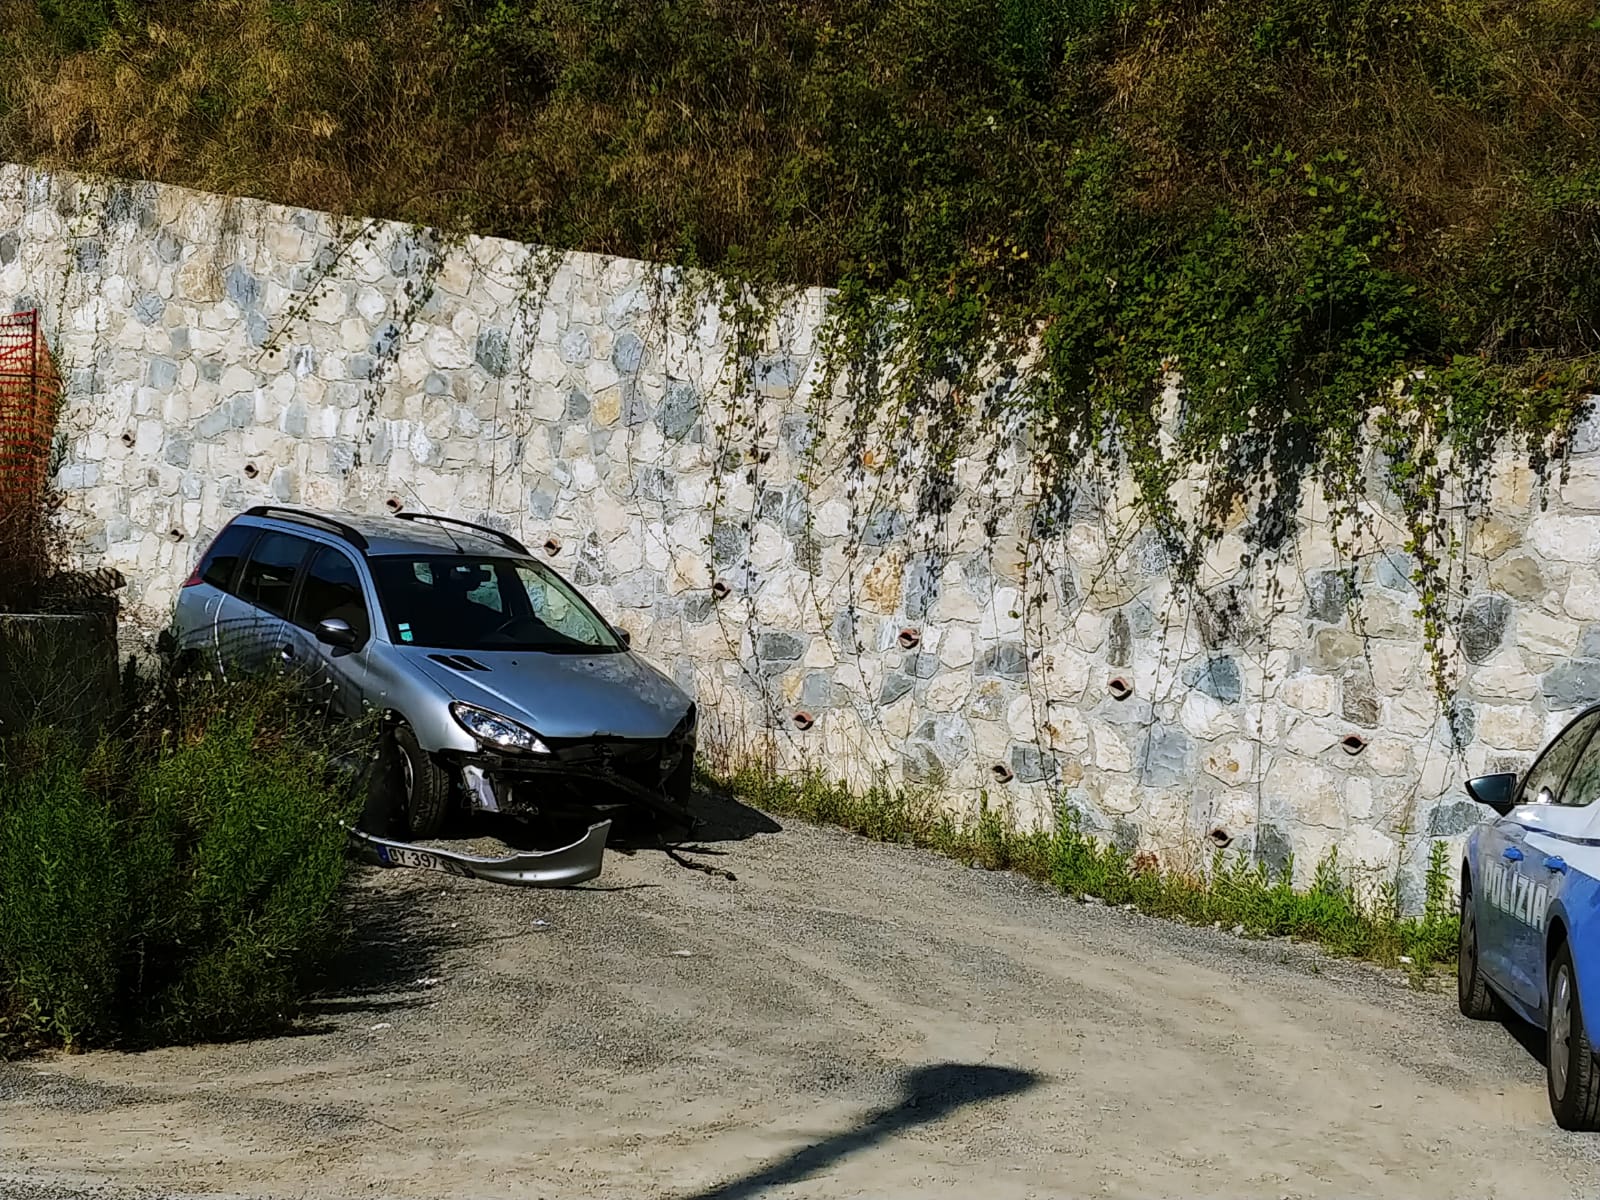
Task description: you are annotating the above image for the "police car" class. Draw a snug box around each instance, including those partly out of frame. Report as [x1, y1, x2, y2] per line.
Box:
[1460, 704, 1600, 1130]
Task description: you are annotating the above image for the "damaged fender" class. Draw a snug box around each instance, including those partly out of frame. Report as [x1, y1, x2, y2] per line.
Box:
[345, 820, 610, 887]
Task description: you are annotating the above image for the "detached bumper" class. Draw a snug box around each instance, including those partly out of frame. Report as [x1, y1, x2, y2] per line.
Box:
[346, 820, 610, 887]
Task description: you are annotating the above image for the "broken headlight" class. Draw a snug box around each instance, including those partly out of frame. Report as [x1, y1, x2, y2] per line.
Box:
[450, 703, 552, 755]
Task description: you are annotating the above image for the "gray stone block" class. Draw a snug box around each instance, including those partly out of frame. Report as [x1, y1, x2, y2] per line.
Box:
[1375, 550, 1415, 591]
[1256, 824, 1293, 879]
[224, 264, 260, 309]
[1428, 799, 1483, 838]
[132, 292, 165, 325]
[780, 413, 814, 456]
[1542, 659, 1600, 711]
[712, 519, 748, 563]
[559, 327, 591, 363]
[800, 672, 833, 711]
[1184, 655, 1241, 703]
[758, 630, 807, 664]
[425, 372, 450, 396]
[1138, 725, 1192, 787]
[74, 238, 103, 273]
[163, 434, 191, 468]
[613, 331, 644, 373]
[877, 671, 915, 706]
[154, 229, 183, 264]
[658, 381, 701, 441]
[1010, 743, 1053, 784]
[0, 231, 17, 266]
[1108, 610, 1131, 667]
[1460, 594, 1511, 664]
[476, 327, 510, 377]
[976, 641, 1028, 680]
[1306, 570, 1351, 623]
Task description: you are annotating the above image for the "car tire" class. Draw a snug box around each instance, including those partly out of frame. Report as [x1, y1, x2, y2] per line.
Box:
[1548, 942, 1600, 1131]
[1458, 882, 1499, 1019]
[392, 722, 452, 840]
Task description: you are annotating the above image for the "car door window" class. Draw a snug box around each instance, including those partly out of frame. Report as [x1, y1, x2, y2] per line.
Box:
[198, 524, 257, 592]
[1518, 709, 1600, 806]
[1556, 725, 1600, 808]
[237, 531, 312, 618]
[294, 547, 370, 640]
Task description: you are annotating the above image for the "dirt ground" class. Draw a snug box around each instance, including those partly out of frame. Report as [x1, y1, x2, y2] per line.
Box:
[3, 792, 1598, 1200]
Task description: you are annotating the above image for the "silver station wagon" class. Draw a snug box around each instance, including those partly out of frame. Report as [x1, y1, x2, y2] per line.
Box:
[170, 506, 697, 881]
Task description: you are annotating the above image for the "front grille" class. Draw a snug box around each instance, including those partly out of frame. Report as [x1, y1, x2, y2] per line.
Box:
[549, 738, 665, 771]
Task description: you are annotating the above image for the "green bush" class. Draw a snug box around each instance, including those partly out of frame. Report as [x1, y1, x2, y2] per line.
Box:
[0, 680, 366, 1054]
[711, 762, 1461, 975]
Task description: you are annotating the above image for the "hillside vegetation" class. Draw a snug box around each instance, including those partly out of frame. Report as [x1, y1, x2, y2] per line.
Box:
[2, 2, 1598, 618]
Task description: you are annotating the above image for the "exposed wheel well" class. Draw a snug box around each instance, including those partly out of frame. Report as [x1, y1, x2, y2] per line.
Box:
[1548, 916, 1569, 962]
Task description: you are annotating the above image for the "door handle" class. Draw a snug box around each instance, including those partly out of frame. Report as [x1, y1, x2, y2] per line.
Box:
[279, 644, 295, 662]
[1546, 856, 1568, 874]
[1503, 846, 1524, 862]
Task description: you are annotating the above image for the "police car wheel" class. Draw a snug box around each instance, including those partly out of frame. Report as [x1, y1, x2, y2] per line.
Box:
[1457, 882, 1498, 1019]
[1547, 942, 1600, 1131]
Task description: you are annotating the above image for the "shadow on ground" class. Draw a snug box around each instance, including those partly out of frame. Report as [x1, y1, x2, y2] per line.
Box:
[305, 885, 464, 1018]
[677, 1063, 1041, 1200]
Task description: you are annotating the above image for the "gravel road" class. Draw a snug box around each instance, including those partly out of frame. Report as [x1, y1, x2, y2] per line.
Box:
[3, 793, 1597, 1199]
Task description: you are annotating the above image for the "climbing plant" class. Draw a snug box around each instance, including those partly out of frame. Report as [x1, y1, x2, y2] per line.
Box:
[6, 0, 1599, 698]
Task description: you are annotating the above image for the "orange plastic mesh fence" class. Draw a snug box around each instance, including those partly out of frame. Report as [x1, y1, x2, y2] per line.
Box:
[0, 310, 60, 512]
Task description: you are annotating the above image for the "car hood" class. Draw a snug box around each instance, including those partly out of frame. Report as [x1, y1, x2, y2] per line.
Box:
[401, 646, 691, 741]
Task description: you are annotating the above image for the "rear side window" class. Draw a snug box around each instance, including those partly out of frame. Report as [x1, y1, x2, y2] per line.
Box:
[294, 547, 371, 639]
[237, 531, 312, 618]
[198, 524, 256, 593]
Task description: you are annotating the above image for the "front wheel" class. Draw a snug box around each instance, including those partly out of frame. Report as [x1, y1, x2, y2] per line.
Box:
[1548, 942, 1600, 1131]
[1458, 882, 1498, 1019]
[391, 722, 452, 840]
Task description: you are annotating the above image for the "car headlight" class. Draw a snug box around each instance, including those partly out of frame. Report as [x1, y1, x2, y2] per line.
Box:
[450, 703, 552, 754]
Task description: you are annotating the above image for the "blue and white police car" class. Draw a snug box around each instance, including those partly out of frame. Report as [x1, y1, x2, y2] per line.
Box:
[1460, 704, 1600, 1130]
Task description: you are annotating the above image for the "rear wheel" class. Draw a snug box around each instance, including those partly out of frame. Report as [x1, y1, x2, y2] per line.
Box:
[391, 722, 452, 840]
[1458, 881, 1498, 1019]
[1548, 942, 1600, 1131]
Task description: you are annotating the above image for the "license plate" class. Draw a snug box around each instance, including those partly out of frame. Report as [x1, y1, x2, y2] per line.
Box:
[380, 845, 473, 878]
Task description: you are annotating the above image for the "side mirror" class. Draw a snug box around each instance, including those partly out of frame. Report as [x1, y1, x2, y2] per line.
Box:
[315, 617, 361, 650]
[616, 627, 632, 648]
[1465, 772, 1518, 815]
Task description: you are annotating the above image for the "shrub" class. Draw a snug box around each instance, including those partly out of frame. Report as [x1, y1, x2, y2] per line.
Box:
[0, 676, 368, 1054]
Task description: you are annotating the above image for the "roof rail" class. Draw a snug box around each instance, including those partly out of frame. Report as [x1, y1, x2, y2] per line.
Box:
[393, 511, 529, 555]
[244, 505, 370, 551]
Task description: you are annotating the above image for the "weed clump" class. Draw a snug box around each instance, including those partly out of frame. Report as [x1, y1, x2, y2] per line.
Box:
[0, 676, 369, 1054]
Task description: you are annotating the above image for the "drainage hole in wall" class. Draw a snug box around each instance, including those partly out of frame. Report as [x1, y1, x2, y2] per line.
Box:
[711, 579, 730, 600]
[385, 496, 403, 512]
[1341, 734, 1368, 755]
[242, 462, 259, 479]
[543, 535, 562, 556]
[792, 711, 814, 731]
[991, 762, 1014, 784]
[897, 627, 921, 650]
[1207, 827, 1233, 848]
[1108, 677, 1133, 701]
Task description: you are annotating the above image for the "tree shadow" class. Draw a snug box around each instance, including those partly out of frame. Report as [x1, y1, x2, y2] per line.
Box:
[676, 1063, 1040, 1200]
[303, 885, 463, 1018]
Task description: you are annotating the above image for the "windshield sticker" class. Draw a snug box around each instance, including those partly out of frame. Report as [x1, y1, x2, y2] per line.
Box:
[398, 621, 414, 643]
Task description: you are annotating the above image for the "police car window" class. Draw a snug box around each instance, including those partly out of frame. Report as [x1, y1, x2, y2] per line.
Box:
[1557, 722, 1600, 807]
[1518, 710, 1600, 806]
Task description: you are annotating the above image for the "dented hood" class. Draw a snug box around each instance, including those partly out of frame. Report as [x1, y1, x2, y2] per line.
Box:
[400, 645, 691, 741]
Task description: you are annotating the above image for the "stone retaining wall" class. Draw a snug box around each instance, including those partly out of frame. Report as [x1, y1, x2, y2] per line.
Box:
[5, 162, 1598, 903]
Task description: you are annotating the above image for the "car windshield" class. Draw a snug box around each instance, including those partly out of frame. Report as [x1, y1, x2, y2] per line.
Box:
[369, 556, 624, 653]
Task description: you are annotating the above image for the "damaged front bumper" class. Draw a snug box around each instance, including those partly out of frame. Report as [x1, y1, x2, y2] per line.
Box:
[346, 820, 611, 887]
[455, 747, 697, 829]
